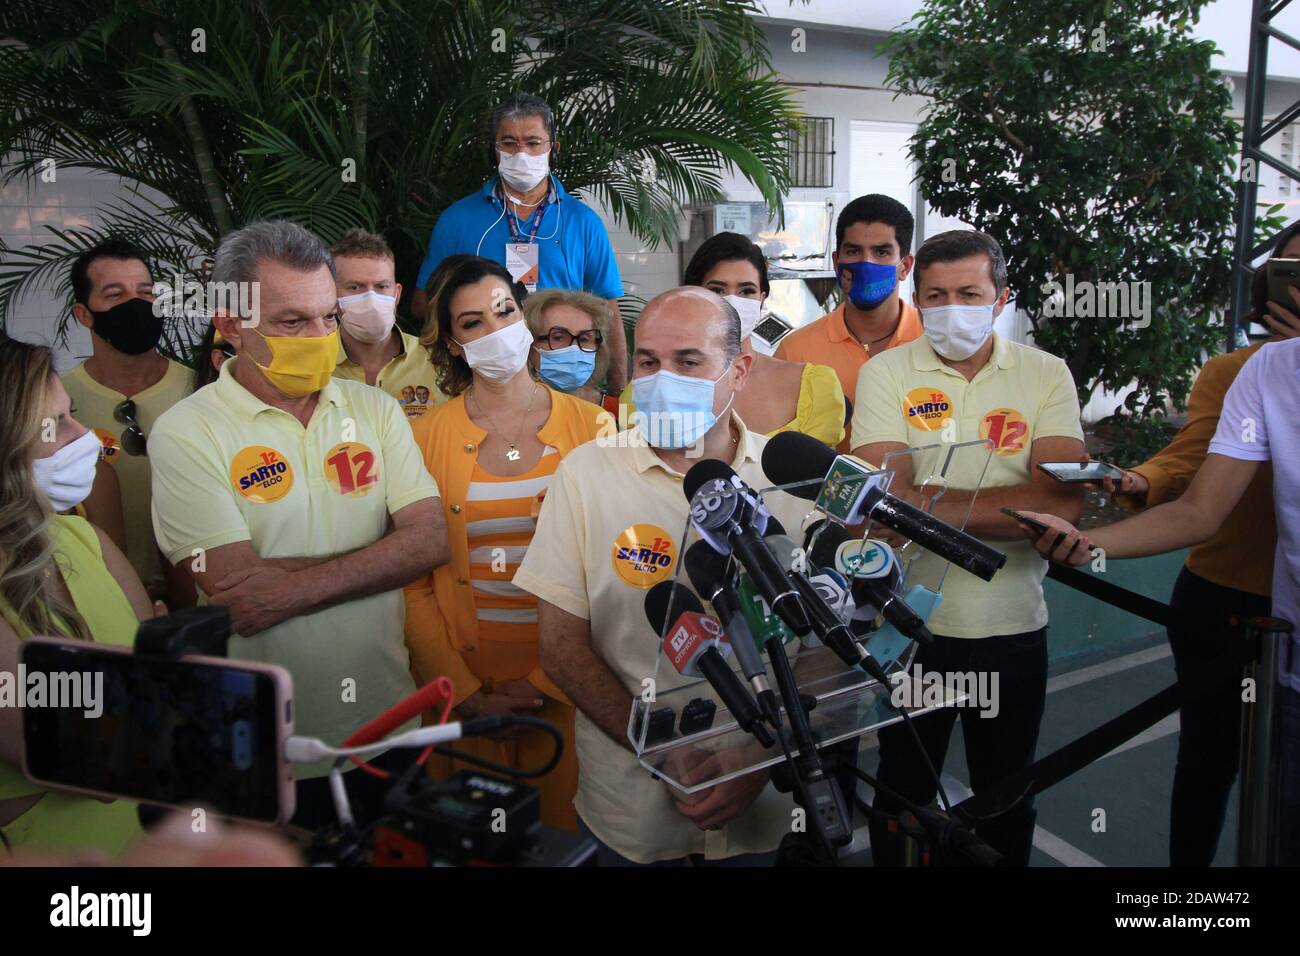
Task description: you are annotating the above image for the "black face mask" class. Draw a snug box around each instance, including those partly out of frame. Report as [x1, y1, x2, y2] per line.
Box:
[89, 296, 164, 355]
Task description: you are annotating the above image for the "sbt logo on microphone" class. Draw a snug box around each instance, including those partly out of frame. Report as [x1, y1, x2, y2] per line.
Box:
[889, 665, 1000, 719]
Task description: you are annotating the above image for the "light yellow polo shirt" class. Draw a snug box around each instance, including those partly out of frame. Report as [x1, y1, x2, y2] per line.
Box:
[512, 414, 806, 864]
[334, 330, 445, 423]
[851, 334, 1083, 639]
[61, 358, 192, 594]
[148, 358, 440, 777]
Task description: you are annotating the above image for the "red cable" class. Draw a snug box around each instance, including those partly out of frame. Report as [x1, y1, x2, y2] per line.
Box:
[341, 676, 455, 779]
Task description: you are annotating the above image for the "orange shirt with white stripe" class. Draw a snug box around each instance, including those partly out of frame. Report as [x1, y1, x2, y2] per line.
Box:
[405, 386, 608, 829]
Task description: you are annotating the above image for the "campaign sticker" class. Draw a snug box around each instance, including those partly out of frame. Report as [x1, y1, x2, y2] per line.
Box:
[399, 384, 436, 420]
[229, 446, 293, 503]
[611, 524, 677, 589]
[903, 387, 954, 431]
[92, 428, 121, 464]
[323, 442, 380, 497]
[980, 408, 1030, 456]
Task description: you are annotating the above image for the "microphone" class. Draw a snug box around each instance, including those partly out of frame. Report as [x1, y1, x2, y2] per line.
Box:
[810, 520, 934, 648]
[764, 533, 891, 684]
[683, 459, 812, 636]
[736, 569, 798, 649]
[761, 431, 1007, 583]
[643, 581, 774, 748]
[683, 541, 782, 730]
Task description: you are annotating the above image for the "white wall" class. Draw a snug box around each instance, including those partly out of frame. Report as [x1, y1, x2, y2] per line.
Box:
[0, 167, 106, 369]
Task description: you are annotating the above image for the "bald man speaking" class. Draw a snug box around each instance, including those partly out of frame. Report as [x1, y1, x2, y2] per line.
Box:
[512, 287, 810, 866]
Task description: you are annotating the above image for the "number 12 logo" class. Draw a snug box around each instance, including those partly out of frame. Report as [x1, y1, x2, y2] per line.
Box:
[324, 442, 380, 496]
[980, 408, 1029, 456]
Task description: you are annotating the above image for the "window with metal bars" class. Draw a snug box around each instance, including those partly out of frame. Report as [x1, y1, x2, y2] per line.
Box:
[788, 116, 834, 188]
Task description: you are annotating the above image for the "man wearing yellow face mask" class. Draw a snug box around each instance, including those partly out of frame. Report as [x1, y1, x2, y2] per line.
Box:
[148, 220, 451, 829]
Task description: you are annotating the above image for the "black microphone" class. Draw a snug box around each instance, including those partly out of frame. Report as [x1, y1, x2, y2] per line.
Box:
[682, 459, 812, 636]
[761, 430, 1006, 583]
[684, 541, 782, 730]
[643, 581, 774, 748]
[805, 521, 934, 648]
[764, 533, 892, 684]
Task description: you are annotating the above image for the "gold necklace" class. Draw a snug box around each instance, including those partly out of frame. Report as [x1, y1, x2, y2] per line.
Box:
[471, 383, 540, 461]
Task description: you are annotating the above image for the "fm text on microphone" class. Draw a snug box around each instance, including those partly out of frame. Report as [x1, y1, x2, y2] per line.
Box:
[761, 431, 1006, 583]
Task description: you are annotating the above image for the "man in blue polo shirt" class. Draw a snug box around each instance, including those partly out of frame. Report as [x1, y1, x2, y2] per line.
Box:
[410, 92, 628, 392]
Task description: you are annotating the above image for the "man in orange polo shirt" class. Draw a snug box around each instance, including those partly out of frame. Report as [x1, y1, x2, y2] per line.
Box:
[776, 194, 922, 449]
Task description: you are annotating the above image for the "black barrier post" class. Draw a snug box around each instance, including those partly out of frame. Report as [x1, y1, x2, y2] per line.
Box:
[1237, 616, 1293, 866]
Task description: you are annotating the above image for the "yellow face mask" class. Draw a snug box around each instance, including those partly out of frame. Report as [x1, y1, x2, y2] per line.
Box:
[247, 328, 339, 397]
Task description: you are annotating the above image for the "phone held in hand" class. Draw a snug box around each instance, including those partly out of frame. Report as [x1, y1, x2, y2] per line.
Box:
[1037, 460, 1124, 484]
[20, 637, 296, 825]
[1000, 506, 1071, 553]
[1266, 257, 1300, 310]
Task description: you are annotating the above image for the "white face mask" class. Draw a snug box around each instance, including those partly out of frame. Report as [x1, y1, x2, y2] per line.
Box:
[32, 429, 101, 513]
[497, 149, 550, 193]
[921, 303, 997, 360]
[723, 295, 763, 341]
[456, 318, 534, 383]
[338, 290, 397, 344]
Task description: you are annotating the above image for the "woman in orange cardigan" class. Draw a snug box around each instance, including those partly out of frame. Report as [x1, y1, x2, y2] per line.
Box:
[405, 256, 608, 831]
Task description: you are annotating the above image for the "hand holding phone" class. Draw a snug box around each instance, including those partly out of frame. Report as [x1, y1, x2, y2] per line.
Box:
[1037, 460, 1125, 484]
[21, 638, 295, 825]
[1003, 509, 1094, 566]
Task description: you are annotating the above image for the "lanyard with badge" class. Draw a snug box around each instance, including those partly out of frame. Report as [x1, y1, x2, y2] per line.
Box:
[499, 182, 546, 293]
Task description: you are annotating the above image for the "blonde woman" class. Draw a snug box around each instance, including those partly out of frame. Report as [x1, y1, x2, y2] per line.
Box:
[0, 337, 160, 855]
[524, 288, 618, 414]
[404, 256, 607, 831]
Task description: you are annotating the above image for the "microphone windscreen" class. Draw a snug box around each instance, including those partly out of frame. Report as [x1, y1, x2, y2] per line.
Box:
[684, 539, 732, 597]
[682, 458, 737, 503]
[760, 431, 838, 500]
[644, 579, 703, 635]
[763, 533, 798, 572]
[807, 521, 853, 570]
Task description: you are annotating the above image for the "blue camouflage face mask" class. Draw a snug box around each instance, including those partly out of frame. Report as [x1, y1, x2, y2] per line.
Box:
[840, 260, 898, 310]
[631, 365, 734, 449]
[537, 343, 596, 392]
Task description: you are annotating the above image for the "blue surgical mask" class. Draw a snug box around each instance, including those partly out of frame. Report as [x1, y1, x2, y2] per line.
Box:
[840, 260, 898, 310]
[631, 366, 734, 449]
[537, 343, 596, 392]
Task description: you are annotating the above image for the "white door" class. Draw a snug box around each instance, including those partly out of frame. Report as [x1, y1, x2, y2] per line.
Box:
[849, 120, 917, 215]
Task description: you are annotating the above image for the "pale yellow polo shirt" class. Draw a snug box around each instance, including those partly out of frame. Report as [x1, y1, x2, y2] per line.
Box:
[851, 334, 1083, 639]
[334, 330, 446, 423]
[512, 414, 806, 864]
[148, 358, 440, 776]
[61, 358, 192, 594]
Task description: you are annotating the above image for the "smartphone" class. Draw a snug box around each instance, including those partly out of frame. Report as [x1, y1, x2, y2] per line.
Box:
[751, 314, 794, 351]
[999, 506, 1049, 534]
[1266, 258, 1300, 309]
[1000, 506, 1070, 551]
[21, 637, 296, 825]
[1037, 461, 1124, 483]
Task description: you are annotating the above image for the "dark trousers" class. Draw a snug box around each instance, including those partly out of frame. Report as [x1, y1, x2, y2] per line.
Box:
[1166, 567, 1271, 867]
[1280, 684, 1300, 865]
[291, 747, 420, 832]
[870, 628, 1048, 867]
